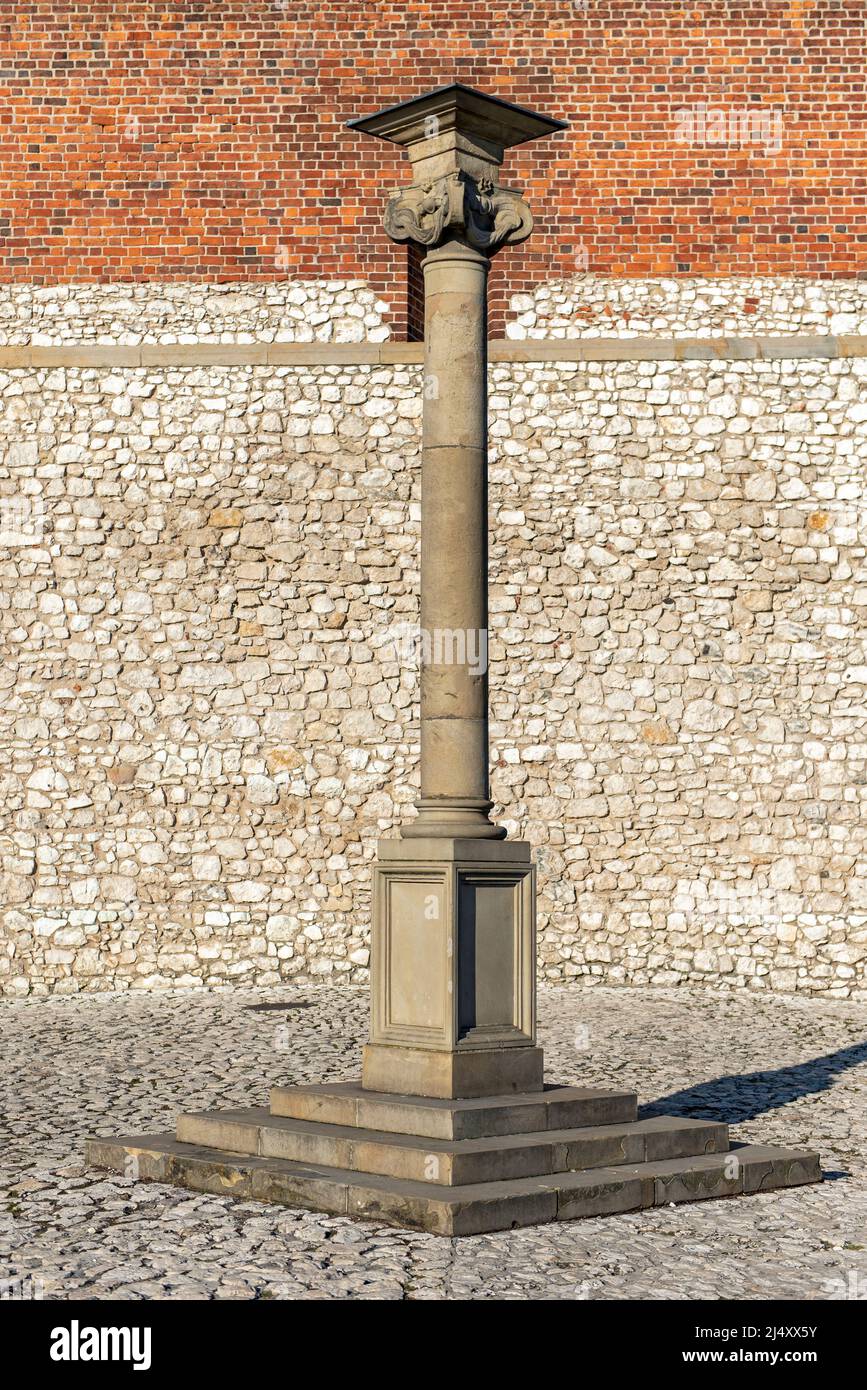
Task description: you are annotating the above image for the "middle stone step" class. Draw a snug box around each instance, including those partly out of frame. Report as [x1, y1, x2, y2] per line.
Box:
[176, 1108, 728, 1186]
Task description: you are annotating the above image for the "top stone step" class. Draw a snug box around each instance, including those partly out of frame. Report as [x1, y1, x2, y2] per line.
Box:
[270, 1080, 638, 1141]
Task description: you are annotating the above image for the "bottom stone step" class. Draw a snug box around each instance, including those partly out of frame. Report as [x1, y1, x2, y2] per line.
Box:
[85, 1133, 822, 1237]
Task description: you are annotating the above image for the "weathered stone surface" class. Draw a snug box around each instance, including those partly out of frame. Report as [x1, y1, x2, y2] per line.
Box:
[738, 1143, 824, 1194]
[269, 1080, 638, 1139]
[637, 1114, 728, 1162]
[85, 1131, 821, 1237]
[83, 1136, 171, 1183]
[362, 1042, 545, 1099]
[554, 1170, 649, 1222]
[175, 1104, 723, 1186]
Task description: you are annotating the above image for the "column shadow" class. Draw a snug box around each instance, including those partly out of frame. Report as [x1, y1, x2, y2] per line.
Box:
[638, 1040, 867, 1124]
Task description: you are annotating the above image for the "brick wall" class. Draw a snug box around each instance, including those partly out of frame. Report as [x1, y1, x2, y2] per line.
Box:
[2, 2, 864, 335]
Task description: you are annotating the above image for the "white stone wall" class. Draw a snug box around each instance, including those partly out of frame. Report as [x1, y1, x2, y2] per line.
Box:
[7, 275, 867, 347]
[506, 277, 867, 339]
[0, 282, 392, 345]
[1, 349, 865, 998]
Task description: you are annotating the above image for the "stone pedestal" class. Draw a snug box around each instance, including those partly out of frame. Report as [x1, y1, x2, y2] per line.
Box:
[86, 85, 823, 1235]
[364, 839, 540, 1098]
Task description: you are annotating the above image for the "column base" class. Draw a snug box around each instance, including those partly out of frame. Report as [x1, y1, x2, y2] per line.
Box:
[362, 1042, 545, 1099]
[401, 798, 507, 840]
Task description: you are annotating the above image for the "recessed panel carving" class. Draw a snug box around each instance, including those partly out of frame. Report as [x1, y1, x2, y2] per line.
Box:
[457, 878, 516, 1034]
[387, 878, 446, 1031]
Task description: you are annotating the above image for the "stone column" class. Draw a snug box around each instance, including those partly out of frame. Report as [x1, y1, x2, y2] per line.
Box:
[347, 86, 566, 1099]
[413, 237, 499, 841]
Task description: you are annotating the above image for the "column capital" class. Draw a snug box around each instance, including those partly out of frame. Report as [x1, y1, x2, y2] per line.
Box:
[384, 171, 532, 254]
[348, 83, 566, 255]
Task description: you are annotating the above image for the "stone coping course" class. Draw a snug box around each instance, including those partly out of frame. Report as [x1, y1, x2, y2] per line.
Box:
[1, 334, 865, 369]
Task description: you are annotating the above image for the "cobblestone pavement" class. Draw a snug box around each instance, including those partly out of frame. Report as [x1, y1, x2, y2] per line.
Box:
[2, 984, 865, 1301]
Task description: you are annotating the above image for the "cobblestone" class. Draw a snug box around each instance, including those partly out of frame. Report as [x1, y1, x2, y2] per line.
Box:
[1, 984, 865, 1300]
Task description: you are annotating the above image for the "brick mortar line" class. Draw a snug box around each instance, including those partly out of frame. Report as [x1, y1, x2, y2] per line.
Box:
[0, 335, 864, 368]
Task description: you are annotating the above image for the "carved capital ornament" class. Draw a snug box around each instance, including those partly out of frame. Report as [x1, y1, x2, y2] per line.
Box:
[384, 171, 533, 254]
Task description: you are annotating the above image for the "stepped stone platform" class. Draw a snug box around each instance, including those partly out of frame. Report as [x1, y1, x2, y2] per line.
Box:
[86, 1081, 822, 1236]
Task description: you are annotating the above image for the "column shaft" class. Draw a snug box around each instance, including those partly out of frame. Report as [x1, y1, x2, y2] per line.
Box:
[403, 238, 504, 840]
